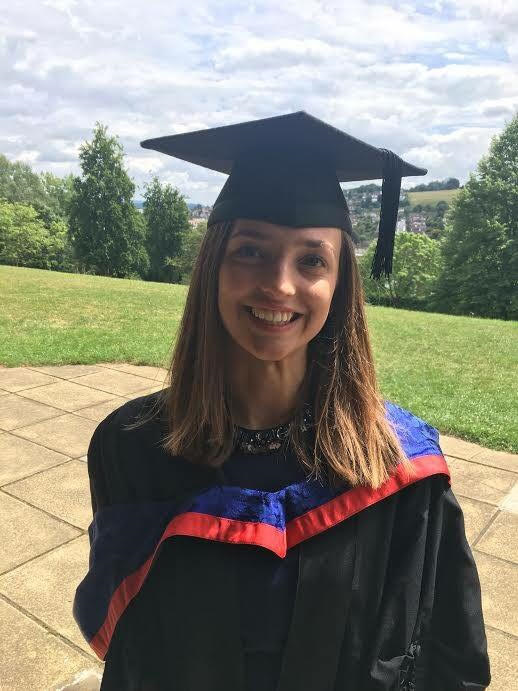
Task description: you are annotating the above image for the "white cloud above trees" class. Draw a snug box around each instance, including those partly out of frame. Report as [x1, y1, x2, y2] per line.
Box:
[1, 0, 516, 203]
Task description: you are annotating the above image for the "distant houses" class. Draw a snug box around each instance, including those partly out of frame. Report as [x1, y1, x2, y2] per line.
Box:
[146, 192, 437, 239]
[407, 213, 427, 234]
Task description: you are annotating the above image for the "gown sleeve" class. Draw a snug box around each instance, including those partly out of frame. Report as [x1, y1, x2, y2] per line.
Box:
[420, 484, 491, 691]
[87, 418, 111, 517]
[84, 410, 164, 691]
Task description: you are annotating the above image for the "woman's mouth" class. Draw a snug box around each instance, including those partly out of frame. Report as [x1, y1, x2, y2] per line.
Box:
[244, 305, 302, 330]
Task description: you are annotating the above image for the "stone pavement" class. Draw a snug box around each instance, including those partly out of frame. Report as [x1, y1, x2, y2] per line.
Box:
[0, 363, 516, 690]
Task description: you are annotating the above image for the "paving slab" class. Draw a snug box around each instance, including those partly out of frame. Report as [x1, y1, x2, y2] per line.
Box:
[12, 412, 99, 458]
[68, 369, 162, 397]
[484, 627, 518, 691]
[445, 455, 517, 506]
[0, 492, 81, 575]
[0, 393, 64, 432]
[29, 365, 106, 380]
[54, 668, 103, 691]
[0, 535, 93, 655]
[475, 510, 518, 564]
[3, 460, 92, 529]
[121, 382, 167, 398]
[0, 432, 70, 486]
[92, 363, 168, 382]
[499, 480, 518, 514]
[456, 495, 498, 545]
[0, 597, 100, 691]
[474, 549, 518, 637]
[470, 447, 518, 474]
[72, 396, 130, 423]
[0, 367, 61, 392]
[17, 380, 117, 412]
[439, 433, 490, 461]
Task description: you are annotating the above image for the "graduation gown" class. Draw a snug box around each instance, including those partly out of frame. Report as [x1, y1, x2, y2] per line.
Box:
[73, 391, 491, 691]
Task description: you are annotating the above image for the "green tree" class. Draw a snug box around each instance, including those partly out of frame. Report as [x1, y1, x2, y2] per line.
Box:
[358, 232, 443, 307]
[0, 200, 70, 270]
[0, 154, 46, 206]
[353, 215, 378, 247]
[165, 220, 207, 283]
[68, 122, 149, 278]
[143, 176, 190, 283]
[431, 114, 518, 320]
[39, 171, 75, 224]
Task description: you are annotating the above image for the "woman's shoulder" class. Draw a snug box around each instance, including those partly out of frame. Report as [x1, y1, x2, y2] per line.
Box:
[94, 390, 167, 434]
[87, 389, 197, 506]
[92, 389, 167, 448]
[383, 399, 443, 459]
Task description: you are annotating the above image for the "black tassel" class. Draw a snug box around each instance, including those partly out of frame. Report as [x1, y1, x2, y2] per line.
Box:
[370, 149, 403, 281]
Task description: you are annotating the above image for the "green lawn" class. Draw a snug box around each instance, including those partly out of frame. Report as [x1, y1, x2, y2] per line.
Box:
[1, 265, 516, 453]
[407, 189, 460, 207]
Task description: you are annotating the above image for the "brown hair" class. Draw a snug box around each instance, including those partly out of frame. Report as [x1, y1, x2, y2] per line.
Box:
[125, 219, 417, 490]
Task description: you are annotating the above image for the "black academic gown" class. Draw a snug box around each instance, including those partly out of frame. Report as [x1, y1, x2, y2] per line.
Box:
[73, 391, 491, 691]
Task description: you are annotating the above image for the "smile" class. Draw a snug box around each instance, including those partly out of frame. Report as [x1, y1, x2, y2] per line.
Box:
[244, 306, 302, 330]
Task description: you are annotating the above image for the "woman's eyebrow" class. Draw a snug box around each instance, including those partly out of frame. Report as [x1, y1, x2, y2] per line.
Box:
[231, 229, 335, 251]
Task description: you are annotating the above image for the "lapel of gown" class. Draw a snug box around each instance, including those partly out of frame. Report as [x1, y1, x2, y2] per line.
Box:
[276, 512, 359, 691]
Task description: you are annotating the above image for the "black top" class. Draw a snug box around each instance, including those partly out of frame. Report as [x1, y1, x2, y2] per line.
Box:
[222, 423, 309, 691]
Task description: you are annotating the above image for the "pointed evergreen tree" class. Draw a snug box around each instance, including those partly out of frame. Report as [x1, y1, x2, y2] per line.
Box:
[68, 123, 149, 278]
[143, 176, 189, 283]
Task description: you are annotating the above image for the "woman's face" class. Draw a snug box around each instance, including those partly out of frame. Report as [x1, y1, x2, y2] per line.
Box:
[218, 218, 342, 363]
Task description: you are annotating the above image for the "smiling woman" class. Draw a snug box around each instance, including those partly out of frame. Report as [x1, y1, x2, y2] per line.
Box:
[73, 112, 490, 691]
[147, 213, 415, 487]
[218, 220, 342, 423]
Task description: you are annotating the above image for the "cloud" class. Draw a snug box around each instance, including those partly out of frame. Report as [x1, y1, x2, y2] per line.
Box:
[0, 0, 516, 204]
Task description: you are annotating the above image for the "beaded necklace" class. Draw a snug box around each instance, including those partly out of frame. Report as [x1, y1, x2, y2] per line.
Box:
[233, 405, 313, 454]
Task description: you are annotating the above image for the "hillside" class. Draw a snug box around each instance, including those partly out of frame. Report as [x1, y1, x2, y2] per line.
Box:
[407, 189, 460, 207]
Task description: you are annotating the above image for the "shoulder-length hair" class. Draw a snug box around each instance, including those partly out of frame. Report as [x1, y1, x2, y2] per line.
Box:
[125, 219, 417, 490]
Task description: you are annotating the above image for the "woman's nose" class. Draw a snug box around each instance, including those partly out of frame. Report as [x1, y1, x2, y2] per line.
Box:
[259, 259, 296, 297]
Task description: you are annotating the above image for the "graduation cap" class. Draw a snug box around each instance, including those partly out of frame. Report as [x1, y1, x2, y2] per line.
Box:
[140, 111, 427, 280]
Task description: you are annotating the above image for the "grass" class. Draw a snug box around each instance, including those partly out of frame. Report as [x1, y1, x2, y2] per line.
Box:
[407, 189, 460, 207]
[1, 264, 517, 454]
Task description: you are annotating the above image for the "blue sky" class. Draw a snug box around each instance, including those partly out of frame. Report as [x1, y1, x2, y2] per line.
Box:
[1, 0, 516, 204]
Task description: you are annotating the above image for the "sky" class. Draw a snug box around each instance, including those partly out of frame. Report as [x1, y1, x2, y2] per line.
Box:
[1, 0, 517, 205]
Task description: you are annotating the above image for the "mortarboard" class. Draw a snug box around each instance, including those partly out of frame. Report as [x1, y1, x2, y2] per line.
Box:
[140, 111, 427, 280]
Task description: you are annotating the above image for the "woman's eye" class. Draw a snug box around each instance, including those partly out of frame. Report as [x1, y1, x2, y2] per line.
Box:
[234, 245, 262, 258]
[302, 255, 326, 268]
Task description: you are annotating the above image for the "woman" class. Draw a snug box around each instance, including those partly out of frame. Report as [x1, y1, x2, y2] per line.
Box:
[74, 112, 491, 690]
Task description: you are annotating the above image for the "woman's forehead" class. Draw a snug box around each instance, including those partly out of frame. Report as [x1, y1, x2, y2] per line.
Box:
[231, 218, 342, 245]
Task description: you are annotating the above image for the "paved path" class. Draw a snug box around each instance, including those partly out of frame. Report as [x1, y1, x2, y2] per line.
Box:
[0, 363, 516, 690]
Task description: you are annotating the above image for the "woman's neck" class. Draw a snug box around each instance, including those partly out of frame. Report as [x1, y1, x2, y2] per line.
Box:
[228, 347, 308, 430]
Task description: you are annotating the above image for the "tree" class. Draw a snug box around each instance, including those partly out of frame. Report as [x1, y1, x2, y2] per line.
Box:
[358, 232, 443, 307]
[0, 154, 46, 206]
[444, 177, 460, 189]
[142, 176, 190, 283]
[164, 220, 207, 283]
[68, 122, 149, 278]
[353, 215, 378, 247]
[431, 114, 518, 320]
[0, 200, 69, 271]
[408, 177, 460, 192]
[39, 171, 75, 224]
[0, 154, 73, 226]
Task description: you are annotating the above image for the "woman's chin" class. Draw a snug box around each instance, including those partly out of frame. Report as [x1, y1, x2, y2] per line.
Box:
[240, 339, 306, 362]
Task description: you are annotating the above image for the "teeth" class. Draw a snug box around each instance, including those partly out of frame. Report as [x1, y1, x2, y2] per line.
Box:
[251, 308, 294, 323]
